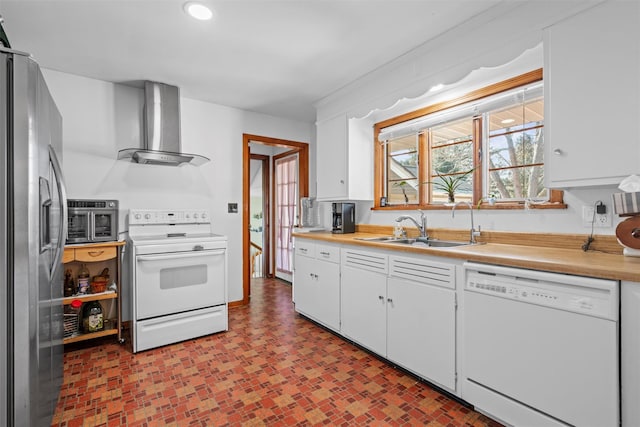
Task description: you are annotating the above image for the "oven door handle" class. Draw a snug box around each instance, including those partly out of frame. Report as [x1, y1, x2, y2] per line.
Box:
[137, 249, 225, 262]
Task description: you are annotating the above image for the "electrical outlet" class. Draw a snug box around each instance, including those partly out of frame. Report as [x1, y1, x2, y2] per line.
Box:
[582, 206, 612, 228]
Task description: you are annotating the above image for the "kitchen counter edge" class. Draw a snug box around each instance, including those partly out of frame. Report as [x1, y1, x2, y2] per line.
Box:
[292, 231, 640, 282]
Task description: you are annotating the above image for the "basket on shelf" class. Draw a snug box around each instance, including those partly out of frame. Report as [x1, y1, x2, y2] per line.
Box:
[91, 268, 110, 293]
[90, 280, 108, 293]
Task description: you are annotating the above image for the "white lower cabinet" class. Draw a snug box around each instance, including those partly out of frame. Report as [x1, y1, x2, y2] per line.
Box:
[341, 250, 388, 355]
[340, 247, 457, 392]
[387, 254, 456, 391]
[293, 238, 341, 331]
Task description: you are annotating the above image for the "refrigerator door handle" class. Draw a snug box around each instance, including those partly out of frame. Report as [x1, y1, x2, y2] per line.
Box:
[38, 177, 52, 253]
[49, 144, 67, 277]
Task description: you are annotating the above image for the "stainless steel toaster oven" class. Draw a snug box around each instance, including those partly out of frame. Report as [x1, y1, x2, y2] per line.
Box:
[66, 199, 119, 244]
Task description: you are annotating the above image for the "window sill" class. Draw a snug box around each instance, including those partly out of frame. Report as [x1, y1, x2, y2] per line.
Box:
[372, 202, 568, 211]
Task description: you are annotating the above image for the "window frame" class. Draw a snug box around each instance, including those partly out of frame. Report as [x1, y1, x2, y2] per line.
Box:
[373, 68, 564, 210]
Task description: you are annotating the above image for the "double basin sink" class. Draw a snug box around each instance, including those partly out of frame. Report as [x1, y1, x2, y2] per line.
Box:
[355, 236, 477, 248]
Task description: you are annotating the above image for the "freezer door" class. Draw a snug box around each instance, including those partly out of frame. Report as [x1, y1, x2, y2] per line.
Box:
[8, 51, 65, 427]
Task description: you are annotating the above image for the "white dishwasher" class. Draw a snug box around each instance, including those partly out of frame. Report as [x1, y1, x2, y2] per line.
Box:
[463, 262, 618, 427]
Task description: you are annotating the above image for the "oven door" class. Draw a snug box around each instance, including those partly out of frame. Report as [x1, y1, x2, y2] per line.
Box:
[91, 210, 118, 242]
[66, 210, 91, 243]
[135, 248, 226, 320]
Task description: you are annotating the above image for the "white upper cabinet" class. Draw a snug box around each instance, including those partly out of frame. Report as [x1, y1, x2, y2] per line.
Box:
[544, 0, 640, 188]
[316, 114, 373, 200]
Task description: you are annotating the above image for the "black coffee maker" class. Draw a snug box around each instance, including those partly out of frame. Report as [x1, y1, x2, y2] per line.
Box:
[331, 202, 355, 234]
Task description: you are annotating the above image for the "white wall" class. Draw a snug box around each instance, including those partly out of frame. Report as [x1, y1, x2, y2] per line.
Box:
[337, 186, 621, 235]
[313, 0, 625, 241]
[43, 69, 313, 319]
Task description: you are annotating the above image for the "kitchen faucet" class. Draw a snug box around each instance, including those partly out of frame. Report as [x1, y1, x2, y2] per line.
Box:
[395, 210, 428, 239]
[451, 201, 480, 244]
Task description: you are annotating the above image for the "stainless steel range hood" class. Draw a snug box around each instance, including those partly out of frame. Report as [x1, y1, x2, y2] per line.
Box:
[118, 81, 209, 166]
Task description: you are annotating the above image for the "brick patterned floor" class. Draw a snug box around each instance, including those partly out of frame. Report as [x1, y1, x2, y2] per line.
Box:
[53, 278, 502, 426]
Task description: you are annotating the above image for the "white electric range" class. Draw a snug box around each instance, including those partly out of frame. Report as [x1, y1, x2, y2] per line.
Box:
[128, 209, 228, 353]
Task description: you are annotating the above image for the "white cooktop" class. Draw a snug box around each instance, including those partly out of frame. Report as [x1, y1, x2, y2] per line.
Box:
[128, 209, 226, 246]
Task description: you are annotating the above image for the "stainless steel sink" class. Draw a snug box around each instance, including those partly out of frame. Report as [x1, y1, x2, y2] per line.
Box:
[388, 238, 471, 247]
[355, 236, 400, 242]
[355, 236, 475, 247]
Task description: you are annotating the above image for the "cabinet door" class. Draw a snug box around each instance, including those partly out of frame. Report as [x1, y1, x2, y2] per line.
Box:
[340, 265, 387, 355]
[387, 277, 456, 391]
[544, 1, 640, 188]
[313, 260, 340, 331]
[293, 255, 340, 331]
[293, 254, 315, 313]
[316, 114, 348, 200]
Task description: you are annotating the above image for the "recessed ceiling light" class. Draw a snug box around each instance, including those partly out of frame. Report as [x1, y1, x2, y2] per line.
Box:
[501, 118, 515, 124]
[184, 2, 214, 20]
[429, 84, 444, 92]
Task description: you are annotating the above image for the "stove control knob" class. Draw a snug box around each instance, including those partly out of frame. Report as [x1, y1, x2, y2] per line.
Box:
[194, 213, 199, 219]
[202, 213, 207, 219]
[134, 213, 141, 220]
[145, 213, 151, 220]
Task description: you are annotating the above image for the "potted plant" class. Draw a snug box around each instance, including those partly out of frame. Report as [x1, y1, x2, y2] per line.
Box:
[426, 169, 474, 204]
[477, 193, 498, 209]
[393, 181, 410, 205]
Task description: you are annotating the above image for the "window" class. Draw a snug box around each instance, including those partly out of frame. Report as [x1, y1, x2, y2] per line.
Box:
[386, 134, 419, 205]
[486, 89, 545, 200]
[275, 153, 298, 274]
[428, 117, 474, 203]
[375, 69, 560, 209]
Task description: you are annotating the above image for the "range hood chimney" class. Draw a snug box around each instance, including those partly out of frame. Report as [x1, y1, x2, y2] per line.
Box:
[118, 81, 209, 166]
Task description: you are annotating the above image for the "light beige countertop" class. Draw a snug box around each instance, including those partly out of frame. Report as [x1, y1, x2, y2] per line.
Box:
[293, 230, 640, 282]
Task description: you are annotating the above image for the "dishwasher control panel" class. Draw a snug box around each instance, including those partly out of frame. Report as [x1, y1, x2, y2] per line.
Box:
[465, 263, 618, 320]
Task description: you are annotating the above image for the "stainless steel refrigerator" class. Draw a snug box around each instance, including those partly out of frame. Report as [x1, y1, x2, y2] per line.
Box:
[1, 47, 67, 426]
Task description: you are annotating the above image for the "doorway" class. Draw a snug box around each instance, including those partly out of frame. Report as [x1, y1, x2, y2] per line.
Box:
[241, 134, 309, 306]
[249, 154, 269, 279]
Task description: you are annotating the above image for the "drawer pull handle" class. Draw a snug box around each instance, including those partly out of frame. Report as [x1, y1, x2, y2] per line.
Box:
[319, 251, 330, 256]
[88, 250, 104, 257]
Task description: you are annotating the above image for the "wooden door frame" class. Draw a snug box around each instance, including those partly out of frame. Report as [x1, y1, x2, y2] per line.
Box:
[250, 153, 270, 280]
[238, 134, 308, 307]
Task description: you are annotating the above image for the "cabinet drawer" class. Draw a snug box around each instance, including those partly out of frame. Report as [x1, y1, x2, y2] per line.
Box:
[74, 247, 117, 262]
[295, 240, 315, 258]
[315, 244, 340, 263]
[63, 248, 75, 264]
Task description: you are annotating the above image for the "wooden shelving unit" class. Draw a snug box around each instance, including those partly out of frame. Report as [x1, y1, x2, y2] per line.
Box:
[63, 241, 126, 345]
[63, 291, 118, 305]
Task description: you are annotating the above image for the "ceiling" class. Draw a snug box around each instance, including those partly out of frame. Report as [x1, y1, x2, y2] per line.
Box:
[0, 0, 503, 122]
